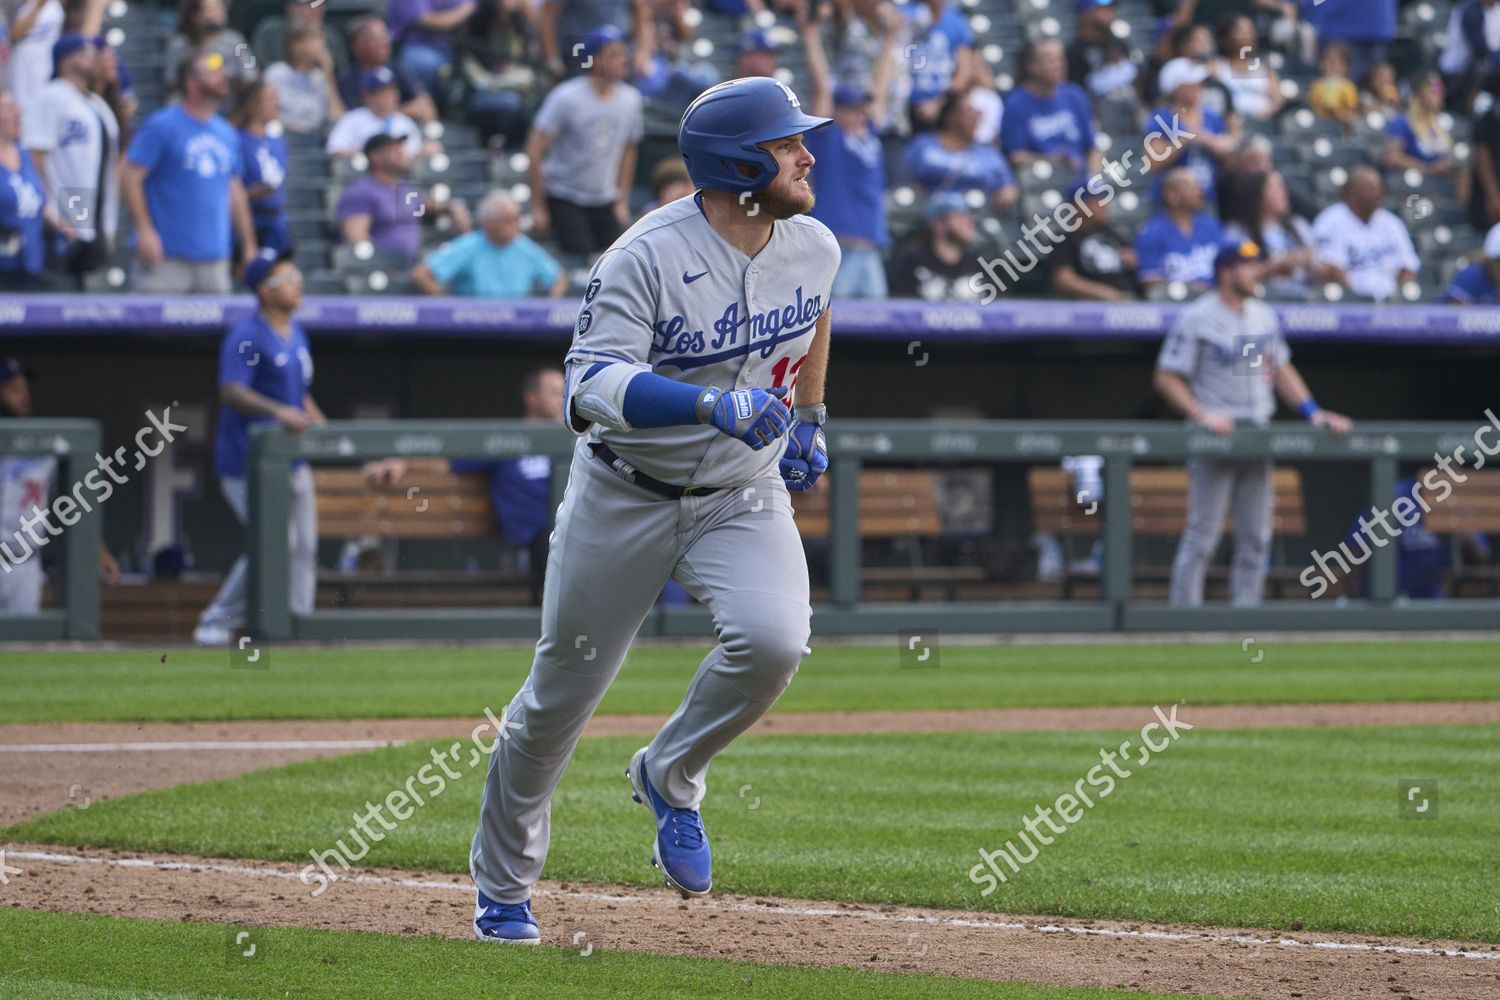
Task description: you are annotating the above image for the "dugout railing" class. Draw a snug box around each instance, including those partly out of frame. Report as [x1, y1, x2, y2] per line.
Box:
[240, 419, 1500, 641]
[0, 419, 104, 639]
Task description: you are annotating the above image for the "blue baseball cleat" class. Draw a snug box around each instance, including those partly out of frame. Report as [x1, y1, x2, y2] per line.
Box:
[473, 890, 541, 944]
[627, 746, 712, 897]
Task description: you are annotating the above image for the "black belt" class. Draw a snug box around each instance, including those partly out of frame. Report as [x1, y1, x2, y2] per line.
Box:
[589, 442, 724, 499]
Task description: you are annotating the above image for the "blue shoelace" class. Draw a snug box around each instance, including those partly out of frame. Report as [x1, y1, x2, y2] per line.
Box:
[669, 807, 705, 850]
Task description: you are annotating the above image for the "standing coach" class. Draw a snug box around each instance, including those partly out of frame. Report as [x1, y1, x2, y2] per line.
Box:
[1153, 240, 1351, 606]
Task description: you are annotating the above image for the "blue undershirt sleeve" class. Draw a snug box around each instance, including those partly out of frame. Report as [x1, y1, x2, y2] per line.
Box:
[621, 371, 705, 428]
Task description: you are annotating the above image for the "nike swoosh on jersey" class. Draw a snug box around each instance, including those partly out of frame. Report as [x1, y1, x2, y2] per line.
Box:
[683, 270, 709, 283]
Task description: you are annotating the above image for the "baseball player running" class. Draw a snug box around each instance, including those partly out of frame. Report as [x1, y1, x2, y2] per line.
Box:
[1154, 239, 1351, 606]
[470, 76, 839, 943]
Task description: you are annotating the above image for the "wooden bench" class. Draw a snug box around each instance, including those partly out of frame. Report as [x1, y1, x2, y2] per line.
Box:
[315, 467, 499, 539]
[792, 469, 985, 599]
[1027, 465, 1306, 598]
[312, 467, 528, 605]
[314, 466, 983, 603]
[1419, 468, 1500, 596]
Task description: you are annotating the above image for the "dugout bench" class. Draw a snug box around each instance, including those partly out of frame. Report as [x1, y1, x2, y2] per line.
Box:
[310, 465, 979, 606]
[311, 467, 527, 608]
[1421, 469, 1500, 597]
[1027, 466, 1307, 599]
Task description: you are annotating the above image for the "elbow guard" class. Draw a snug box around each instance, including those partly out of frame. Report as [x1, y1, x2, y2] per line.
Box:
[568, 361, 647, 433]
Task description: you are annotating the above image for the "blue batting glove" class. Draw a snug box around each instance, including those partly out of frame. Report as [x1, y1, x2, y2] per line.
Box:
[696, 385, 791, 450]
[779, 419, 828, 491]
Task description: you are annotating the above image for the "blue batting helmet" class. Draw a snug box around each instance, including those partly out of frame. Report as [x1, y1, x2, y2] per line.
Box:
[678, 77, 831, 195]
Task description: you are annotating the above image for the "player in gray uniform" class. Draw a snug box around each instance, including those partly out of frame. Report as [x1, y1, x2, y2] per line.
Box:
[0, 358, 57, 612]
[470, 77, 840, 943]
[1154, 240, 1351, 606]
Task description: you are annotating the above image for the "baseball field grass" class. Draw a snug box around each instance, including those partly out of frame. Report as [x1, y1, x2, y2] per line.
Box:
[11, 725, 1498, 941]
[3, 639, 1499, 721]
[0, 909, 1209, 1000]
[5, 639, 1497, 999]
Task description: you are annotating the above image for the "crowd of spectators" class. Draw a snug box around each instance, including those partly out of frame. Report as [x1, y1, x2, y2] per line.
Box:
[0, 0, 1496, 304]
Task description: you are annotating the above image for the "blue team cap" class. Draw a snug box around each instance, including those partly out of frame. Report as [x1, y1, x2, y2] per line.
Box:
[52, 34, 91, 74]
[924, 192, 969, 222]
[833, 82, 870, 107]
[245, 248, 293, 292]
[738, 29, 779, 54]
[0, 357, 35, 383]
[1214, 239, 1265, 273]
[580, 24, 626, 58]
[359, 66, 398, 93]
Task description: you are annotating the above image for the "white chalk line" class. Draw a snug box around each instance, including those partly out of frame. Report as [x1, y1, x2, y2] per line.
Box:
[8, 850, 1499, 963]
[0, 740, 407, 753]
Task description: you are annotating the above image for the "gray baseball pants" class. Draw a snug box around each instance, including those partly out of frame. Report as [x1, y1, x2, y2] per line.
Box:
[1169, 458, 1274, 606]
[471, 439, 811, 904]
[134, 257, 232, 295]
[198, 464, 318, 628]
[0, 552, 44, 613]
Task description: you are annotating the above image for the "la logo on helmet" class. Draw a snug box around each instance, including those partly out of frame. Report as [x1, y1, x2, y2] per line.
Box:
[773, 80, 802, 109]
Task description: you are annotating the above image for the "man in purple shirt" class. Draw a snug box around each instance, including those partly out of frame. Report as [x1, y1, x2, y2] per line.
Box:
[387, 0, 476, 101]
[335, 133, 424, 262]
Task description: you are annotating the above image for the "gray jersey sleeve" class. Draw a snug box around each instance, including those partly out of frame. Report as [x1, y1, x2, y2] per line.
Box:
[567, 246, 659, 367]
[1156, 307, 1200, 377]
[563, 246, 659, 434]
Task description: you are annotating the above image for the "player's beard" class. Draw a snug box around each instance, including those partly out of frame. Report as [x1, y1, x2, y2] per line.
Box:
[755, 177, 815, 220]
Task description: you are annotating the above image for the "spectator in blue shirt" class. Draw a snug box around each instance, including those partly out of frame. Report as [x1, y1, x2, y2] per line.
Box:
[1444, 261, 1498, 304]
[1442, 222, 1500, 304]
[0, 91, 58, 291]
[386, 0, 478, 106]
[1001, 38, 1100, 180]
[1144, 57, 1235, 207]
[905, 90, 1018, 211]
[194, 249, 324, 646]
[1008, 39, 1104, 177]
[1303, 0, 1396, 82]
[411, 192, 566, 297]
[803, 6, 891, 299]
[231, 80, 292, 255]
[1134, 167, 1225, 295]
[900, 0, 980, 130]
[123, 50, 257, 293]
[363, 368, 566, 604]
[1382, 74, 1458, 181]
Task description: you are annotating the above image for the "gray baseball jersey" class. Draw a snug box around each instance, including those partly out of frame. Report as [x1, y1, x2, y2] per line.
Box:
[1159, 292, 1281, 606]
[0, 456, 55, 611]
[471, 195, 840, 908]
[1156, 291, 1289, 426]
[565, 193, 841, 486]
